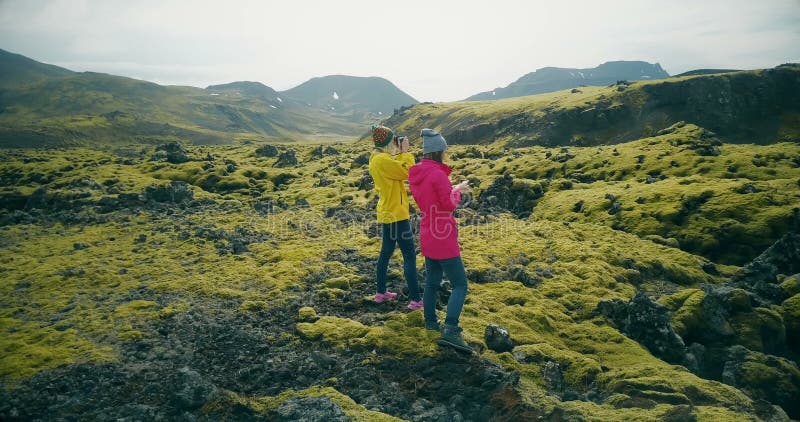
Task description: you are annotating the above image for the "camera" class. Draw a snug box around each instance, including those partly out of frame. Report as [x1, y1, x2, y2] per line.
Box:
[394, 136, 407, 145]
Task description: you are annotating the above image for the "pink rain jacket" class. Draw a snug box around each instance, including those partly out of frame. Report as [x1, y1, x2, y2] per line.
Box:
[408, 159, 462, 259]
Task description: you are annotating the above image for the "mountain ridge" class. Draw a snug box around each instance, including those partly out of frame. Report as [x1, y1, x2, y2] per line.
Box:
[282, 74, 418, 117]
[466, 60, 670, 101]
[382, 65, 800, 147]
[0, 48, 426, 146]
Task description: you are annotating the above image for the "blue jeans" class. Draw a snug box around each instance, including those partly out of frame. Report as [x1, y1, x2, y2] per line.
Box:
[377, 219, 420, 301]
[424, 256, 468, 327]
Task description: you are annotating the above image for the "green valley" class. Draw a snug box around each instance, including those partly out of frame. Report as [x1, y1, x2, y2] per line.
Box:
[0, 51, 799, 421]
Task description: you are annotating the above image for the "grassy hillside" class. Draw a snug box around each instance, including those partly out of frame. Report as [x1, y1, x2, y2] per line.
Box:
[0, 50, 372, 147]
[0, 72, 365, 147]
[0, 131, 798, 419]
[382, 65, 800, 146]
[0, 49, 73, 89]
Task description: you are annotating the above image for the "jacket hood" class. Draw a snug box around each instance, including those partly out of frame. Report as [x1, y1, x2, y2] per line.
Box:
[408, 159, 451, 186]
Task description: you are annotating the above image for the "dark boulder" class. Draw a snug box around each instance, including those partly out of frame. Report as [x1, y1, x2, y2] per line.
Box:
[605, 193, 622, 214]
[275, 396, 348, 422]
[467, 264, 538, 287]
[731, 228, 800, 304]
[316, 177, 333, 187]
[484, 324, 514, 353]
[144, 181, 194, 203]
[597, 291, 686, 364]
[24, 187, 49, 211]
[355, 172, 374, 191]
[274, 150, 298, 168]
[325, 198, 371, 225]
[171, 366, 217, 411]
[473, 174, 545, 218]
[254, 198, 287, 215]
[255, 144, 279, 157]
[542, 361, 565, 397]
[153, 142, 190, 164]
[272, 173, 297, 190]
[352, 152, 370, 168]
[310, 145, 340, 158]
[193, 225, 271, 255]
[720, 345, 800, 419]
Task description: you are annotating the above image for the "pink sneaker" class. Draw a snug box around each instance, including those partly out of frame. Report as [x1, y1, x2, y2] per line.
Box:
[407, 300, 424, 311]
[374, 291, 398, 303]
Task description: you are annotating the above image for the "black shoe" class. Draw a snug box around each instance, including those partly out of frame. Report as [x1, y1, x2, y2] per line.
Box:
[425, 319, 441, 331]
[438, 325, 473, 354]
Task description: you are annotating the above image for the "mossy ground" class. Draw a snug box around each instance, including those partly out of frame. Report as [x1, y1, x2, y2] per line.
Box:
[1, 131, 798, 419]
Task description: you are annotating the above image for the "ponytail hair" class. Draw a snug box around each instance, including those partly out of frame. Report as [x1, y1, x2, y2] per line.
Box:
[423, 151, 444, 163]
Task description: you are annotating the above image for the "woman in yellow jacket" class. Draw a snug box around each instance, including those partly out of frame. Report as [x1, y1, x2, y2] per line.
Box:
[368, 125, 422, 310]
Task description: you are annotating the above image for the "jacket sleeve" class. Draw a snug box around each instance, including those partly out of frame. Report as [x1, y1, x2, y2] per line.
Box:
[377, 152, 415, 181]
[433, 170, 461, 212]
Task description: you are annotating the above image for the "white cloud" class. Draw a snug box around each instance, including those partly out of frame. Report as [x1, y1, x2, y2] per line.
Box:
[1, 0, 798, 102]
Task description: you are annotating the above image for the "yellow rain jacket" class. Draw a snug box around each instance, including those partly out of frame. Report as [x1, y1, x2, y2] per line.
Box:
[368, 151, 415, 223]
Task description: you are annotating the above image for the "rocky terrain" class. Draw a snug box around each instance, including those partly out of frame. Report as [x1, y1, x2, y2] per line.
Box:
[1, 115, 799, 420]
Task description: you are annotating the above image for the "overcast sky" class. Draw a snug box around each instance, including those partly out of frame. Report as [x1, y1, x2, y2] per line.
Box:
[1, 0, 799, 102]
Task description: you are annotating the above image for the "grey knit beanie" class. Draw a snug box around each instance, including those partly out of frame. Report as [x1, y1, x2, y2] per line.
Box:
[421, 128, 447, 154]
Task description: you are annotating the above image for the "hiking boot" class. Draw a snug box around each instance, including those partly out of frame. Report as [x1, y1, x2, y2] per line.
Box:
[407, 299, 423, 311]
[439, 325, 473, 354]
[374, 291, 398, 304]
[425, 319, 441, 331]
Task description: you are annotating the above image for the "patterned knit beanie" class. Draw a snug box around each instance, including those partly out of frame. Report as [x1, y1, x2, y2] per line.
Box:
[372, 125, 394, 148]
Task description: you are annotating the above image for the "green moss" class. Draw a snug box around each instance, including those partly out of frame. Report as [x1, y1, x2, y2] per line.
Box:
[114, 300, 159, 318]
[658, 289, 705, 338]
[323, 276, 352, 289]
[512, 343, 602, 389]
[356, 312, 440, 357]
[729, 307, 786, 352]
[317, 287, 347, 300]
[295, 313, 439, 357]
[296, 316, 369, 344]
[780, 294, 800, 348]
[204, 386, 402, 421]
[158, 301, 190, 318]
[239, 300, 269, 312]
[298, 306, 318, 322]
[780, 275, 800, 297]
[0, 317, 114, 383]
[118, 330, 146, 341]
[1, 137, 794, 420]
[727, 289, 752, 313]
[730, 348, 800, 407]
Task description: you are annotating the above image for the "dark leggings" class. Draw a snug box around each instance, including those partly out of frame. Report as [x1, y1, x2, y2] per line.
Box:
[376, 219, 420, 301]
[424, 256, 468, 327]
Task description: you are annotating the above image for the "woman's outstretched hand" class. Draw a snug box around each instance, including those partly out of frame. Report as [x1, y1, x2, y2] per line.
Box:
[453, 180, 470, 192]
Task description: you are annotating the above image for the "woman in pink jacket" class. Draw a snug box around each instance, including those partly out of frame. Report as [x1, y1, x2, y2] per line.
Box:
[408, 129, 472, 353]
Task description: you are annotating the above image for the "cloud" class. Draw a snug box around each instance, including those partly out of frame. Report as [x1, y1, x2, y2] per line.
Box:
[1, 0, 799, 101]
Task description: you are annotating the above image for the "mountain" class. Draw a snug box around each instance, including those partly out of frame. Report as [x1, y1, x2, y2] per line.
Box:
[281, 75, 418, 118]
[0, 48, 73, 89]
[466, 61, 670, 101]
[0, 49, 367, 146]
[382, 65, 800, 147]
[206, 81, 279, 98]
